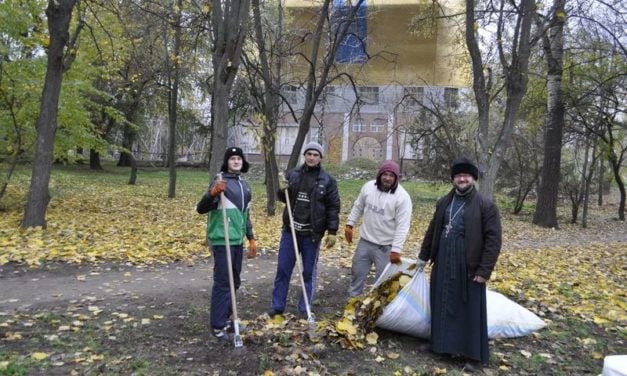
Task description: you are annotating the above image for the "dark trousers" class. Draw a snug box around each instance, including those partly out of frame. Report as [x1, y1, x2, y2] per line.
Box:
[210, 244, 243, 330]
[270, 231, 320, 314]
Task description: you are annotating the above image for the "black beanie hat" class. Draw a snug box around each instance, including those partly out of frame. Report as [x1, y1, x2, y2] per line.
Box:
[450, 157, 479, 180]
[220, 147, 250, 173]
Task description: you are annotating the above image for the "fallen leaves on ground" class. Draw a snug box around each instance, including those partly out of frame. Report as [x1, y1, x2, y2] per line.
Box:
[1, 172, 626, 354]
[492, 242, 627, 326]
[322, 268, 416, 349]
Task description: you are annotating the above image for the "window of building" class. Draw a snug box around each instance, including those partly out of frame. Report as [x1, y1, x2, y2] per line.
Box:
[351, 118, 384, 133]
[324, 86, 338, 107]
[352, 121, 365, 133]
[283, 85, 299, 105]
[358, 86, 379, 105]
[333, 0, 368, 64]
[444, 87, 459, 108]
[404, 87, 424, 108]
[278, 126, 298, 154]
[370, 118, 385, 133]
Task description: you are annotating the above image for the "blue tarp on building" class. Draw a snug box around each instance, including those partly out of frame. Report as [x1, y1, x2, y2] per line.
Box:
[334, 0, 368, 64]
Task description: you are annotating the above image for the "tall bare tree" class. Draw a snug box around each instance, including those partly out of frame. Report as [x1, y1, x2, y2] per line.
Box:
[465, 0, 535, 199]
[165, 0, 183, 198]
[286, 0, 366, 170]
[208, 0, 251, 177]
[21, 0, 83, 228]
[243, 0, 283, 215]
[533, 0, 567, 228]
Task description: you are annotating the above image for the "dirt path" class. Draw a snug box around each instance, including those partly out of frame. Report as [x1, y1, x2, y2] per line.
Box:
[1, 231, 625, 375]
[0, 253, 348, 315]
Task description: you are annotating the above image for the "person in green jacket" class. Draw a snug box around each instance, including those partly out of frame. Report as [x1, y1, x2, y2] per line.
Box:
[196, 147, 256, 340]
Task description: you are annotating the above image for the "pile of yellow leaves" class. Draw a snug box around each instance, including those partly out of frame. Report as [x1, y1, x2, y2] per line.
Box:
[323, 269, 416, 349]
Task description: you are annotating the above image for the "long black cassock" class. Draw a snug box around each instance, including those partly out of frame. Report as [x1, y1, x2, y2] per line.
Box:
[429, 193, 489, 364]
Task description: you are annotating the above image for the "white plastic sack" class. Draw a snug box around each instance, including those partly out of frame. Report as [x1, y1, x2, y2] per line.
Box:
[486, 290, 547, 338]
[602, 355, 627, 376]
[372, 259, 546, 339]
[376, 269, 431, 339]
[372, 257, 418, 289]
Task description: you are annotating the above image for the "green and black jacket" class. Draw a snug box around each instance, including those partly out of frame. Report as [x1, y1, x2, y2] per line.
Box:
[196, 172, 254, 246]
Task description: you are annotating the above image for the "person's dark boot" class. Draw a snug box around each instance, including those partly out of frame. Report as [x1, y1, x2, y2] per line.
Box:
[212, 327, 231, 342]
[462, 361, 483, 373]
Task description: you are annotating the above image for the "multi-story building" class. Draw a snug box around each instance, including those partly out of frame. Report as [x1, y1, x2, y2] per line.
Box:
[236, 0, 469, 166]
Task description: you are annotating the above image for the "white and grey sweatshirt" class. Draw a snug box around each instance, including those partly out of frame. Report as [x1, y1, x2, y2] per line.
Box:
[346, 180, 413, 253]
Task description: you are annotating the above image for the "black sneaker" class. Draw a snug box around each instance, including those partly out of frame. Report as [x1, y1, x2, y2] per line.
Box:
[212, 327, 231, 341]
[267, 309, 283, 317]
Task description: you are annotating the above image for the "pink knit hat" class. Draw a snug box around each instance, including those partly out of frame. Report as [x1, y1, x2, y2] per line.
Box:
[376, 160, 400, 192]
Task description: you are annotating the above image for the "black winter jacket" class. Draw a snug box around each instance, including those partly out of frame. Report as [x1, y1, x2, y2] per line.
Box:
[278, 164, 340, 238]
[418, 187, 502, 280]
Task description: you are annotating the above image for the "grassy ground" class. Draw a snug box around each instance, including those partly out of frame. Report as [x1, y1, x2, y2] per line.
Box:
[0, 163, 625, 375]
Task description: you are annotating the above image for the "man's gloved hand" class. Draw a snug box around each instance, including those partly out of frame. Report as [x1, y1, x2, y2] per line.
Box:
[247, 239, 257, 259]
[279, 179, 289, 192]
[416, 259, 427, 271]
[344, 225, 353, 244]
[325, 234, 336, 249]
[389, 251, 401, 264]
[210, 180, 227, 197]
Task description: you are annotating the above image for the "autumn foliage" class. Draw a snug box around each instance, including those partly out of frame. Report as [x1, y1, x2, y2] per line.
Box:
[1, 167, 625, 333]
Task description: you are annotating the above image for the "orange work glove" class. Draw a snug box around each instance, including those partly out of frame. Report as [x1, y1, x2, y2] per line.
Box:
[389, 251, 401, 264]
[247, 239, 257, 259]
[210, 180, 227, 197]
[344, 225, 354, 244]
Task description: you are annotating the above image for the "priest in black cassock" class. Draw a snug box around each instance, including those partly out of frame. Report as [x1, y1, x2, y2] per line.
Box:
[417, 157, 502, 373]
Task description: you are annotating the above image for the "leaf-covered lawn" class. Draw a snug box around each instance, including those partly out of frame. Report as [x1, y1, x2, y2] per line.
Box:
[1, 166, 626, 326]
[0, 165, 625, 374]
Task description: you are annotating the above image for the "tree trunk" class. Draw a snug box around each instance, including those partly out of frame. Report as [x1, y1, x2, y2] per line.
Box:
[467, 0, 534, 200]
[465, 0, 490, 182]
[208, 0, 251, 178]
[117, 125, 136, 167]
[21, 0, 77, 228]
[209, 86, 230, 177]
[263, 128, 280, 215]
[581, 139, 598, 228]
[533, 0, 566, 228]
[0, 150, 19, 202]
[89, 149, 103, 170]
[128, 153, 138, 185]
[569, 189, 579, 224]
[250, 0, 282, 215]
[116, 94, 142, 167]
[597, 158, 604, 206]
[609, 153, 626, 220]
[0, 90, 22, 201]
[167, 0, 183, 199]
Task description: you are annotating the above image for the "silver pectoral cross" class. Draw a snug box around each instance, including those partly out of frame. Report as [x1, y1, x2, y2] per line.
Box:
[445, 223, 452, 237]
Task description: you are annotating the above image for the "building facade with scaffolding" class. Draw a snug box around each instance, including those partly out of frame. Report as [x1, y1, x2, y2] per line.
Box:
[234, 0, 469, 166]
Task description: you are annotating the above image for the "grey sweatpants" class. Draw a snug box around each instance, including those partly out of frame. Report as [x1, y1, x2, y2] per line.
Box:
[349, 238, 391, 297]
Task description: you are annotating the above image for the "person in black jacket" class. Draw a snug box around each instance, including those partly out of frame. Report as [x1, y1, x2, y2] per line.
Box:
[417, 157, 501, 373]
[269, 142, 340, 317]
